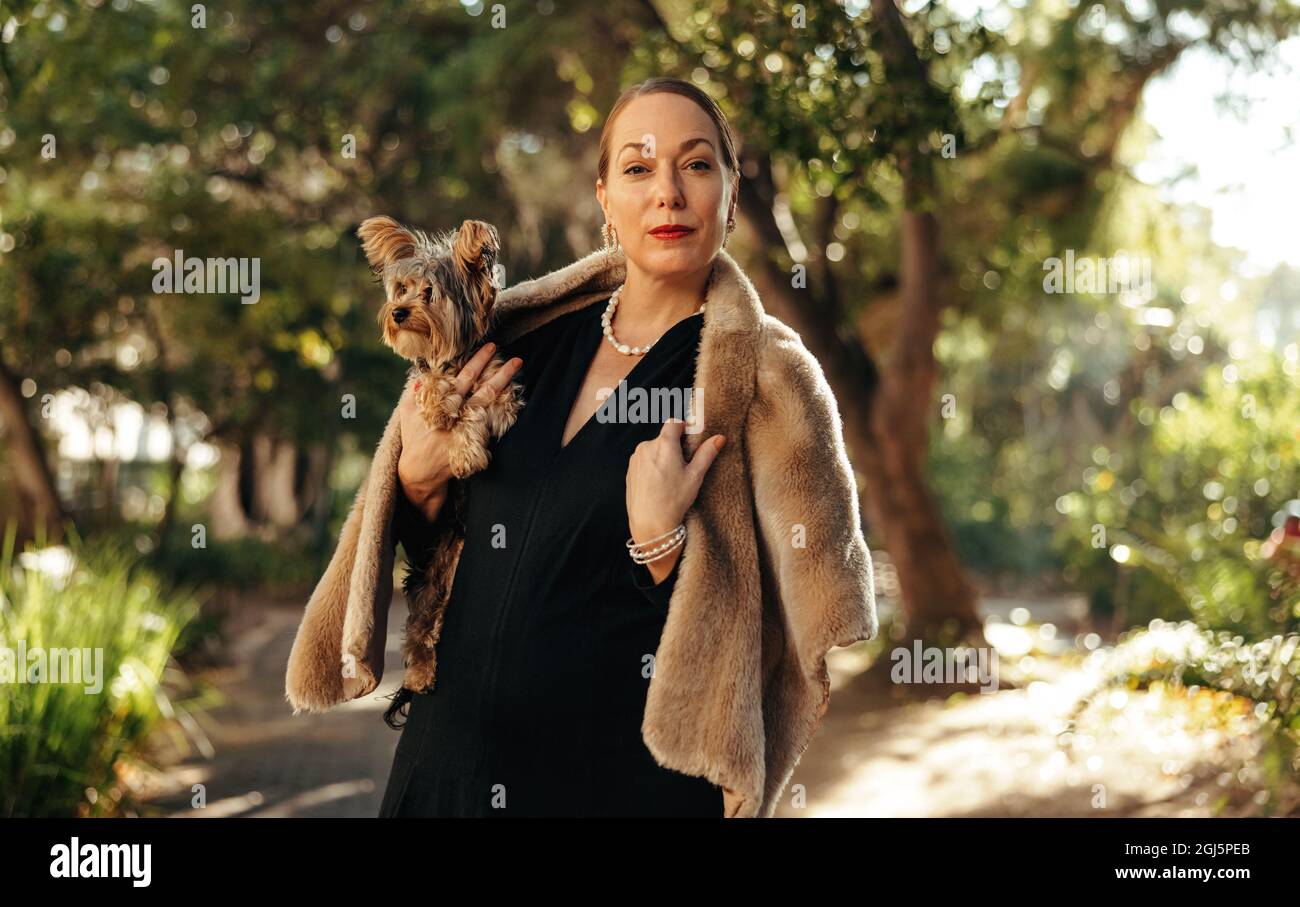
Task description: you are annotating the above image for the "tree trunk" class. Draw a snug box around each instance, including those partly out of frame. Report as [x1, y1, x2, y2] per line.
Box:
[251, 433, 301, 529]
[738, 154, 981, 641]
[210, 441, 252, 540]
[0, 358, 66, 542]
[711, 0, 977, 641]
[303, 441, 337, 558]
[296, 441, 332, 528]
[870, 209, 980, 637]
[158, 433, 186, 542]
[98, 456, 119, 527]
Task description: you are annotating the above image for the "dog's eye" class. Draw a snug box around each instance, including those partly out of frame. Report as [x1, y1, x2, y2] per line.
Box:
[421, 286, 433, 303]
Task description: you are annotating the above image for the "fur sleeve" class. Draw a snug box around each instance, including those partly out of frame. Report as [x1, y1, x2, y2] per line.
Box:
[745, 317, 879, 811]
[284, 394, 404, 713]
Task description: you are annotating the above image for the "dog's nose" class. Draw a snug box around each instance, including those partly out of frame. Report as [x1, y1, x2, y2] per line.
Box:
[392, 307, 409, 325]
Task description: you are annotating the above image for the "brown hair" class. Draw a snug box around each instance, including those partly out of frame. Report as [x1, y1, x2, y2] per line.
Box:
[597, 77, 740, 185]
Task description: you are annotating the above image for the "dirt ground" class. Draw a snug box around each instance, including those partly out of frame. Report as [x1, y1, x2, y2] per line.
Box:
[139, 591, 1294, 818]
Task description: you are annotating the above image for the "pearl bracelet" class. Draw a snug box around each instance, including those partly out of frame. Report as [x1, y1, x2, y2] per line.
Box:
[630, 533, 684, 564]
[627, 527, 685, 562]
[626, 523, 686, 564]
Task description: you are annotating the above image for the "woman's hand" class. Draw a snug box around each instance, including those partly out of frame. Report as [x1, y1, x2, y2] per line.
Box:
[397, 342, 522, 522]
[625, 418, 726, 583]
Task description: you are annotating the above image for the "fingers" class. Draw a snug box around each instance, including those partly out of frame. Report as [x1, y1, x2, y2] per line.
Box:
[658, 417, 686, 445]
[470, 355, 523, 405]
[641, 420, 724, 484]
[685, 433, 726, 482]
[454, 343, 498, 397]
[626, 426, 723, 537]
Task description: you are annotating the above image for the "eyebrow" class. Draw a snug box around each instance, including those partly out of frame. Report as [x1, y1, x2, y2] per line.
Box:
[617, 136, 716, 162]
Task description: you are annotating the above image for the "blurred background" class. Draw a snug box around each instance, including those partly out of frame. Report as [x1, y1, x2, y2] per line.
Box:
[1, 0, 1298, 818]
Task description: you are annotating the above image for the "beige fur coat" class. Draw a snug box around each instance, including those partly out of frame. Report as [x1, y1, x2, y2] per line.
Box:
[284, 245, 878, 818]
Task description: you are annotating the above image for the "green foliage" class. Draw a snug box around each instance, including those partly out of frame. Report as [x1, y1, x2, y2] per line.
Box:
[929, 424, 1060, 580]
[1057, 353, 1300, 635]
[0, 524, 203, 817]
[0, 0, 540, 463]
[145, 528, 326, 594]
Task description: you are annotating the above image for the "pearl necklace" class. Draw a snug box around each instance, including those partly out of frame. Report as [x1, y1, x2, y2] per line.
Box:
[601, 285, 706, 356]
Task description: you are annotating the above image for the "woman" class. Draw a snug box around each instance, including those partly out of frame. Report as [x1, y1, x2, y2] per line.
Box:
[285, 77, 878, 818]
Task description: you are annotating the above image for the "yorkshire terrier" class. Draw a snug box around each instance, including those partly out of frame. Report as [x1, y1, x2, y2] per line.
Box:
[356, 215, 523, 727]
[358, 215, 522, 478]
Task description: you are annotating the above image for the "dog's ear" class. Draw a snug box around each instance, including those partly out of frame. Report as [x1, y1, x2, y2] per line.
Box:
[451, 220, 500, 301]
[357, 216, 417, 272]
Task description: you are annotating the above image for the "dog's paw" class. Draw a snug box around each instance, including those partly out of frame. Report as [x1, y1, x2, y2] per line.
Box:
[448, 447, 490, 479]
[447, 426, 491, 478]
[403, 659, 437, 695]
[484, 388, 522, 437]
[424, 392, 463, 430]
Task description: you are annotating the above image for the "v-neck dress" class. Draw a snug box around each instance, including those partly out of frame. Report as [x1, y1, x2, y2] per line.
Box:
[378, 296, 724, 817]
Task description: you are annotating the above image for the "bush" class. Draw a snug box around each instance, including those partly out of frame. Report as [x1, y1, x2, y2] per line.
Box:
[1074, 619, 1300, 805]
[1056, 353, 1300, 635]
[0, 524, 204, 817]
[146, 529, 326, 595]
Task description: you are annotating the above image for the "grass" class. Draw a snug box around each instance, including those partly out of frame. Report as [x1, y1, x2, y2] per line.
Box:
[0, 522, 207, 817]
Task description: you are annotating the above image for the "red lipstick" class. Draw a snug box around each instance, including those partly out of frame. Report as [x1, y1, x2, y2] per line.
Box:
[649, 223, 695, 240]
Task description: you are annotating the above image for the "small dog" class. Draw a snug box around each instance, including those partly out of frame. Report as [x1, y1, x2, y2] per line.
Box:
[356, 215, 523, 726]
[358, 215, 522, 478]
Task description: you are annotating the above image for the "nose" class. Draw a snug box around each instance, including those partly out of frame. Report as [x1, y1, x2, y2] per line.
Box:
[392, 307, 409, 325]
[653, 165, 686, 208]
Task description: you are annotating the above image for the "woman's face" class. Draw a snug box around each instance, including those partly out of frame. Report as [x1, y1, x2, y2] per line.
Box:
[596, 92, 736, 280]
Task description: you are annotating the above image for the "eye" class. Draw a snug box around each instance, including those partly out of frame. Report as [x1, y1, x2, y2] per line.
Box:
[624, 164, 648, 175]
[687, 160, 711, 171]
[421, 286, 433, 303]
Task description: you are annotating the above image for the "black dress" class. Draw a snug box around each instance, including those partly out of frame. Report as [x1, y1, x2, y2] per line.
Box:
[378, 296, 724, 817]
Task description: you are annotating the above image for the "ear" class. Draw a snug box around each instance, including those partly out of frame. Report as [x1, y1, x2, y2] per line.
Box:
[452, 219, 501, 300]
[357, 216, 417, 272]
